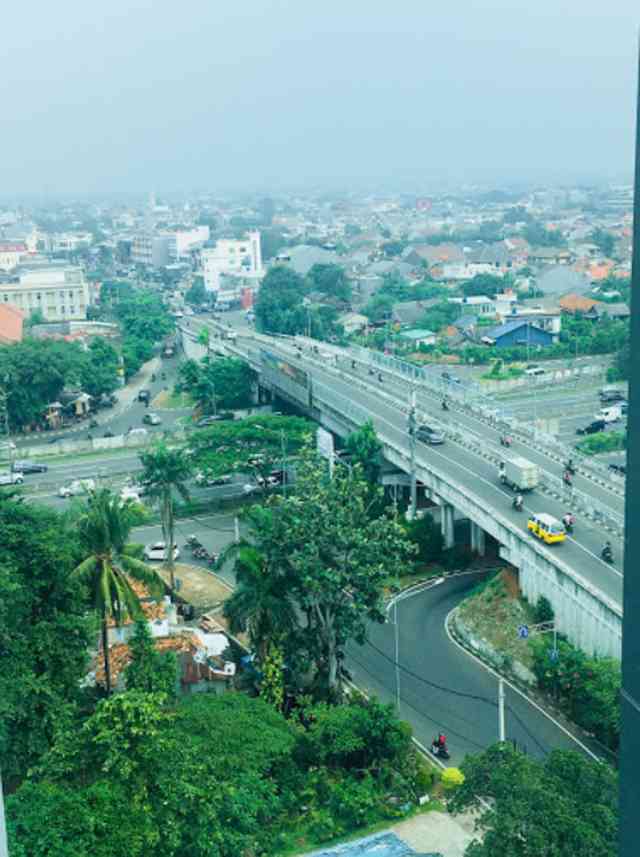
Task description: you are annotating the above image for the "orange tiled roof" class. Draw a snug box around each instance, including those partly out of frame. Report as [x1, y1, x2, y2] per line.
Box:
[0, 305, 24, 344]
[559, 293, 597, 313]
[94, 632, 201, 686]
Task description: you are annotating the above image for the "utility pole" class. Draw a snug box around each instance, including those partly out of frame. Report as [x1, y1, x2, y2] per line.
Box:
[394, 597, 401, 712]
[620, 41, 640, 857]
[0, 373, 14, 471]
[0, 768, 7, 857]
[407, 387, 417, 520]
[498, 677, 506, 743]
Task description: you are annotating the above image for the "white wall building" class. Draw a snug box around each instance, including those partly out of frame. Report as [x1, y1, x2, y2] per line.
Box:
[0, 242, 27, 271]
[164, 226, 210, 260]
[1, 266, 90, 321]
[131, 234, 171, 267]
[202, 231, 262, 294]
[44, 232, 94, 253]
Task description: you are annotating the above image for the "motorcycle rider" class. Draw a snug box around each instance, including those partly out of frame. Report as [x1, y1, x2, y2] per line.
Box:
[565, 458, 575, 475]
[513, 494, 523, 511]
[442, 399, 449, 411]
[602, 541, 614, 562]
[563, 469, 572, 487]
[562, 511, 575, 532]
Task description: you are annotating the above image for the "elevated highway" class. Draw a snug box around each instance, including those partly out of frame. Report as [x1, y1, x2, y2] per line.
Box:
[181, 321, 624, 659]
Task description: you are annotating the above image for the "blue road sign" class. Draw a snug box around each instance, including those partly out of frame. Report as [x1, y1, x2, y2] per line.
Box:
[549, 648, 559, 663]
[518, 624, 529, 639]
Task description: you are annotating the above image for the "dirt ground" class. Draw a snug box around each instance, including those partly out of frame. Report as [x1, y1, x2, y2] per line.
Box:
[156, 562, 233, 611]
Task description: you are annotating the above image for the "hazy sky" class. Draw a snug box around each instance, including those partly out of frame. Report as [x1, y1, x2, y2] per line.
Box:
[1, 0, 639, 193]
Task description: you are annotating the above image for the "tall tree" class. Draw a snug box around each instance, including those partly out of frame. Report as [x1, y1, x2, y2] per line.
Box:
[0, 497, 93, 785]
[73, 489, 163, 695]
[138, 443, 192, 591]
[240, 452, 414, 698]
[224, 545, 297, 664]
[449, 743, 618, 857]
[345, 420, 382, 485]
[176, 356, 255, 413]
[124, 619, 178, 699]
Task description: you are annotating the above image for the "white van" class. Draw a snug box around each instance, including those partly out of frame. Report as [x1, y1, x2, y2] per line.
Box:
[597, 406, 621, 424]
[59, 478, 96, 498]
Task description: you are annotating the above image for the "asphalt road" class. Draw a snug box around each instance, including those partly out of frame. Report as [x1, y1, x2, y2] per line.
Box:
[233, 334, 624, 607]
[348, 575, 599, 765]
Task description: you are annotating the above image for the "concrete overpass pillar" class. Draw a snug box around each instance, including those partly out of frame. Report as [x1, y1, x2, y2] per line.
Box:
[470, 521, 486, 556]
[441, 503, 455, 549]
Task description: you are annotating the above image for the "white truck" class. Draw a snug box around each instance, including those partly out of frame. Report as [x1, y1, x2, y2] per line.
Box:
[499, 455, 539, 492]
[0, 471, 23, 486]
[597, 405, 621, 424]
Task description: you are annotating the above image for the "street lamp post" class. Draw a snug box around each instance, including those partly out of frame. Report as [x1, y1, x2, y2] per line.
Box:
[407, 387, 417, 521]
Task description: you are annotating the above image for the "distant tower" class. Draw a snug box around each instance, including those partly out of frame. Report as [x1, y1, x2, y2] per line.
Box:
[145, 191, 156, 233]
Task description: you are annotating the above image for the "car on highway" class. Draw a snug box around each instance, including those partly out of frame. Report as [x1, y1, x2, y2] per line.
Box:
[142, 413, 162, 426]
[416, 424, 445, 445]
[127, 427, 148, 439]
[195, 413, 234, 427]
[195, 472, 233, 486]
[103, 429, 115, 438]
[0, 471, 24, 486]
[527, 513, 566, 545]
[599, 387, 626, 403]
[138, 389, 151, 404]
[143, 542, 180, 561]
[58, 478, 96, 498]
[608, 462, 626, 475]
[11, 459, 48, 474]
[576, 419, 606, 435]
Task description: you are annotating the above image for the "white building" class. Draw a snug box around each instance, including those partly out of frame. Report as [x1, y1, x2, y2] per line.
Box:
[44, 232, 94, 253]
[1, 266, 90, 321]
[202, 231, 262, 295]
[0, 242, 27, 271]
[163, 226, 210, 261]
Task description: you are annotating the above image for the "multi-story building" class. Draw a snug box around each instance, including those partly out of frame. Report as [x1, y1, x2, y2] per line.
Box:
[131, 234, 170, 267]
[0, 242, 27, 271]
[0, 265, 90, 321]
[202, 231, 262, 295]
[44, 232, 94, 253]
[163, 226, 210, 261]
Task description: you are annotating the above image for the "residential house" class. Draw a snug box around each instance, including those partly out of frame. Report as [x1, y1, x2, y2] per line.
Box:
[482, 320, 555, 349]
[338, 312, 368, 335]
[275, 244, 338, 276]
[528, 247, 573, 266]
[558, 293, 599, 316]
[398, 328, 437, 347]
[392, 298, 440, 327]
[536, 266, 591, 296]
[449, 295, 496, 316]
[403, 243, 465, 269]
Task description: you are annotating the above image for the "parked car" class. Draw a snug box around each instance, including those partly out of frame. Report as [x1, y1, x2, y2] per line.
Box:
[127, 427, 148, 439]
[416, 424, 445, 445]
[103, 429, 115, 438]
[143, 542, 180, 561]
[142, 413, 162, 426]
[0, 471, 24, 485]
[608, 462, 626, 475]
[576, 419, 606, 435]
[12, 459, 48, 474]
[138, 389, 151, 404]
[59, 478, 96, 498]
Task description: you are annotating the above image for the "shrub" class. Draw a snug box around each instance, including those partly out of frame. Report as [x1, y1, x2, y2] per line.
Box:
[441, 767, 465, 791]
[576, 431, 625, 456]
[534, 595, 555, 624]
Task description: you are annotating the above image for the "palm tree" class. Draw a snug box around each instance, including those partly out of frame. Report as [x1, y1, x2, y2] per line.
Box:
[139, 442, 192, 591]
[223, 545, 297, 663]
[73, 488, 163, 695]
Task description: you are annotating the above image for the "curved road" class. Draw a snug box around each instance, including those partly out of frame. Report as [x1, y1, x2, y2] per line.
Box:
[347, 574, 600, 765]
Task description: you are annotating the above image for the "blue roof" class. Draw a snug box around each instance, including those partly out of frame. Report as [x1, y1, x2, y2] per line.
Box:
[303, 832, 423, 857]
[485, 320, 547, 338]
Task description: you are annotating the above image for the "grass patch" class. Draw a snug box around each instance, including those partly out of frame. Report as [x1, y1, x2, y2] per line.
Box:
[152, 388, 194, 409]
[457, 569, 537, 673]
[576, 430, 626, 455]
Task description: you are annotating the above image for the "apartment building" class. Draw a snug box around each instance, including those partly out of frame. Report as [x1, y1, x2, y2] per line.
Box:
[0, 266, 90, 321]
[131, 234, 170, 267]
[0, 242, 27, 271]
[202, 231, 262, 294]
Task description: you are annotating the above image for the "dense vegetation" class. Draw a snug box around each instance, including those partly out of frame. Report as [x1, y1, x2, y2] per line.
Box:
[450, 743, 617, 856]
[177, 355, 256, 412]
[0, 337, 120, 430]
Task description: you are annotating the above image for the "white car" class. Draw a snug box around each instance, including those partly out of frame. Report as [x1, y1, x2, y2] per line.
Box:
[195, 472, 233, 486]
[59, 478, 96, 498]
[120, 486, 142, 503]
[143, 542, 180, 561]
[0, 471, 23, 486]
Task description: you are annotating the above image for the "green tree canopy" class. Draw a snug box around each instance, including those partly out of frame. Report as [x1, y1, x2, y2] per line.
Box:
[449, 743, 618, 857]
[345, 420, 382, 485]
[185, 276, 207, 306]
[307, 263, 351, 302]
[124, 619, 178, 699]
[0, 497, 93, 785]
[177, 355, 256, 413]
